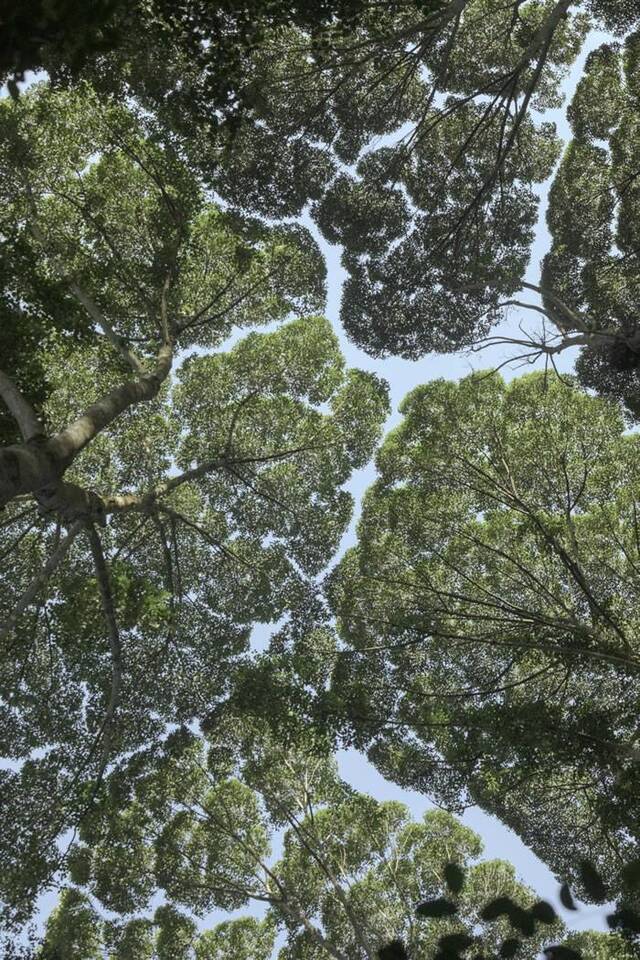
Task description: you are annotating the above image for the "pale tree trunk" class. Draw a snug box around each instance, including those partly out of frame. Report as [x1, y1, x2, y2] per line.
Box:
[0, 345, 172, 516]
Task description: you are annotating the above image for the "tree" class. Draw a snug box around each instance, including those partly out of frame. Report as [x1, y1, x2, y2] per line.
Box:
[540, 34, 640, 417]
[327, 371, 640, 904]
[190, 0, 588, 360]
[10, 3, 640, 385]
[41, 719, 566, 959]
[0, 0, 127, 91]
[39, 888, 102, 960]
[562, 931, 638, 960]
[0, 0, 381, 100]
[33, 0, 611, 363]
[152, 0, 640, 407]
[0, 81, 389, 922]
[10, 2, 640, 381]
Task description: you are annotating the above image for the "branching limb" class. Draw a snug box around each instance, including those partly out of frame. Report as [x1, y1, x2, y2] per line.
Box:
[47, 342, 172, 468]
[0, 369, 44, 442]
[69, 282, 143, 373]
[158, 505, 253, 568]
[521, 281, 592, 333]
[0, 518, 84, 648]
[86, 523, 122, 780]
[25, 207, 144, 372]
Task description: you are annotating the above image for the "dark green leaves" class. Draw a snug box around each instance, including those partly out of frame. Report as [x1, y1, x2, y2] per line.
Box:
[330, 372, 639, 908]
[543, 948, 583, 960]
[607, 908, 640, 934]
[378, 940, 409, 960]
[499, 940, 522, 959]
[435, 932, 476, 958]
[559, 883, 577, 911]
[416, 897, 458, 918]
[531, 901, 558, 925]
[621, 858, 640, 889]
[444, 862, 466, 895]
[578, 861, 607, 904]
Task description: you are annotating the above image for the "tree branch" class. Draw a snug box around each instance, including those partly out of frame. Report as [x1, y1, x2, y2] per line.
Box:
[69, 282, 143, 373]
[26, 208, 143, 372]
[47, 343, 172, 468]
[0, 369, 44, 442]
[86, 523, 122, 782]
[0, 519, 84, 648]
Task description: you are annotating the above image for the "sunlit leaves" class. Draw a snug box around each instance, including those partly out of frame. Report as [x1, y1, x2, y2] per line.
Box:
[40, 888, 103, 960]
[50, 724, 562, 960]
[0, 80, 388, 922]
[195, 917, 275, 960]
[328, 371, 640, 903]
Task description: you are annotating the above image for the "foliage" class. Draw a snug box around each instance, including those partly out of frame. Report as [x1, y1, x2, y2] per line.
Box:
[14, 0, 604, 365]
[39, 720, 565, 959]
[390, 857, 640, 959]
[0, 82, 388, 922]
[197, 0, 586, 358]
[328, 371, 640, 904]
[0, 0, 127, 90]
[3, 1, 640, 950]
[8, 1, 640, 393]
[543, 34, 640, 417]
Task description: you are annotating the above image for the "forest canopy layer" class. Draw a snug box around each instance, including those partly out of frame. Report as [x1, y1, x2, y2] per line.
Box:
[1, 1, 640, 957]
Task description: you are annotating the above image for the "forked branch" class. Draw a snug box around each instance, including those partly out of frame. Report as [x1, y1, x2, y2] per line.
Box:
[0, 518, 84, 648]
[0, 368, 44, 442]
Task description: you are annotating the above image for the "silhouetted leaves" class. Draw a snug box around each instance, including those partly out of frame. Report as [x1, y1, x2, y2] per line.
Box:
[444, 862, 466, 895]
[436, 932, 476, 959]
[531, 901, 558, 925]
[378, 939, 409, 960]
[543, 947, 583, 960]
[559, 883, 578, 911]
[404, 864, 640, 960]
[621, 859, 640, 890]
[578, 861, 607, 904]
[480, 896, 516, 922]
[507, 906, 536, 938]
[607, 907, 640, 934]
[499, 939, 522, 958]
[416, 897, 458, 918]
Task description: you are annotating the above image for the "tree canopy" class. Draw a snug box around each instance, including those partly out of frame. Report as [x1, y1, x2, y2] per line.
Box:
[328, 372, 640, 905]
[542, 33, 640, 416]
[38, 720, 566, 960]
[3, 2, 640, 957]
[53, 0, 640, 416]
[0, 82, 388, 922]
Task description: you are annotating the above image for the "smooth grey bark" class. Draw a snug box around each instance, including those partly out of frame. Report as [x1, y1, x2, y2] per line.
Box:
[0, 344, 172, 512]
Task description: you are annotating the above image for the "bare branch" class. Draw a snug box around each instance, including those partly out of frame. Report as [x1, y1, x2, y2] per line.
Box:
[69, 282, 143, 373]
[521, 281, 593, 334]
[158, 505, 253, 568]
[26, 210, 143, 372]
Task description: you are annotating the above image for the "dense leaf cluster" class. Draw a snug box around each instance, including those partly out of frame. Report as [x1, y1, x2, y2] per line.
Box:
[328, 373, 640, 904]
